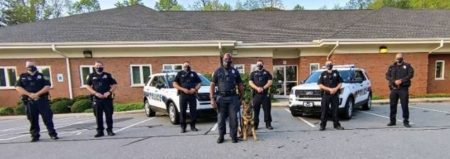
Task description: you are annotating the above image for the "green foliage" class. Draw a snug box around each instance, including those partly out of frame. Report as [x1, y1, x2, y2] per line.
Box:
[346, 0, 372, 9]
[368, 0, 450, 9]
[70, 0, 100, 15]
[73, 95, 91, 103]
[0, 107, 15, 116]
[193, 0, 232, 11]
[243, 0, 283, 10]
[203, 73, 213, 81]
[155, 0, 184, 11]
[14, 104, 26, 115]
[114, 103, 144, 112]
[51, 99, 73, 114]
[293, 4, 304, 10]
[84, 108, 93, 113]
[115, 0, 143, 8]
[0, 0, 66, 26]
[71, 99, 92, 113]
[240, 74, 253, 103]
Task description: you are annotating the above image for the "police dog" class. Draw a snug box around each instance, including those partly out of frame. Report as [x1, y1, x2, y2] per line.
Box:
[240, 101, 257, 141]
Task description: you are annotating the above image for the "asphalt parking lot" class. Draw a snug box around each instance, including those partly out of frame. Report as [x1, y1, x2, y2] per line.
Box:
[1, 103, 450, 159]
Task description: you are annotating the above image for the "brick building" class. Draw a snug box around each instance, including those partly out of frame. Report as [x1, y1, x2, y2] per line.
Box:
[1, 5, 450, 107]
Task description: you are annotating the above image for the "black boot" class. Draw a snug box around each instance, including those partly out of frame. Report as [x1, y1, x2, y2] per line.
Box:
[404, 121, 411, 128]
[190, 123, 198, 132]
[387, 121, 396, 126]
[254, 122, 259, 130]
[95, 131, 104, 138]
[107, 130, 116, 136]
[31, 137, 39, 142]
[217, 136, 224, 144]
[266, 123, 273, 130]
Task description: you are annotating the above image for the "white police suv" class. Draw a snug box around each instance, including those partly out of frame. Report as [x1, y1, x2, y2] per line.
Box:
[289, 65, 372, 119]
[143, 71, 215, 124]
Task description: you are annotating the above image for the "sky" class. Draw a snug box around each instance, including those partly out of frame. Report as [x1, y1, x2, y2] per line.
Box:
[99, 0, 350, 10]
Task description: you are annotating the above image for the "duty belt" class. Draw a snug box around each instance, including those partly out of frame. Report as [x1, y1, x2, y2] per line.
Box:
[217, 91, 237, 97]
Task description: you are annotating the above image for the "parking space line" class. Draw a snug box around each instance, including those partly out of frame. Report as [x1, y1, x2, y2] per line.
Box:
[359, 111, 414, 124]
[116, 117, 155, 133]
[211, 123, 218, 131]
[0, 117, 90, 132]
[284, 108, 316, 128]
[410, 106, 450, 114]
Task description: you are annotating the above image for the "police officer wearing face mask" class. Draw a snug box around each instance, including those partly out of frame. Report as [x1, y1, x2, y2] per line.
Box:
[85, 61, 118, 137]
[16, 61, 58, 142]
[173, 61, 202, 133]
[386, 53, 414, 128]
[210, 53, 244, 144]
[318, 60, 344, 131]
[249, 60, 273, 130]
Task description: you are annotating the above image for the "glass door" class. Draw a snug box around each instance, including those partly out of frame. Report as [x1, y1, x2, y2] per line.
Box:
[273, 65, 298, 98]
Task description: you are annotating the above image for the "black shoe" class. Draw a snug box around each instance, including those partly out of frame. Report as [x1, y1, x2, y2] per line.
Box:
[217, 137, 224, 144]
[191, 127, 199, 132]
[94, 132, 104, 138]
[334, 125, 345, 130]
[319, 127, 326, 131]
[180, 128, 186, 133]
[31, 137, 39, 142]
[266, 123, 273, 130]
[107, 131, 116, 136]
[50, 136, 59, 140]
[404, 122, 411, 128]
[232, 138, 239, 143]
[387, 122, 396, 126]
[254, 122, 259, 130]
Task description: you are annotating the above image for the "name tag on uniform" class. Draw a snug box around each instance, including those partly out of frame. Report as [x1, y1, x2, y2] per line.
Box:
[103, 75, 107, 79]
[403, 65, 407, 69]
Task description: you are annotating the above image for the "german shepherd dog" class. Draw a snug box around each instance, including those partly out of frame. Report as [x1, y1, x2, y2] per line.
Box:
[240, 101, 257, 141]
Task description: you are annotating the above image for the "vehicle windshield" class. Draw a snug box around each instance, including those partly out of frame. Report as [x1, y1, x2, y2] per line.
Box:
[166, 74, 211, 88]
[303, 70, 353, 84]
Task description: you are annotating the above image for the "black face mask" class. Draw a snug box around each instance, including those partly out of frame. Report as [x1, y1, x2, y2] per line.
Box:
[396, 58, 404, 64]
[223, 60, 232, 68]
[184, 66, 191, 72]
[96, 67, 104, 73]
[257, 64, 263, 70]
[27, 65, 37, 73]
[326, 64, 333, 70]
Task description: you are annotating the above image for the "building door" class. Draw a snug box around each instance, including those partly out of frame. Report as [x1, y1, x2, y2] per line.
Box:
[273, 65, 298, 98]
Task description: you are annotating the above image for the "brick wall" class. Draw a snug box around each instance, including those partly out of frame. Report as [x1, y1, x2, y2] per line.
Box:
[428, 54, 450, 94]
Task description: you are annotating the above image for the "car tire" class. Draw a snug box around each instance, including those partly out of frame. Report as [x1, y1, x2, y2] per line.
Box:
[144, 101, 156, 117]
[168, 102, 180, 125]
[342, 97, 354, 120]
[362, 94, 372, 111]
[290, 110, 302, 117]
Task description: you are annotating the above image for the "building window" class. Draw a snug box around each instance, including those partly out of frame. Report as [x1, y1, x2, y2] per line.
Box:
[0, 66, 17, 89]
[163, 64, 182, 72]
[435, 60, 445, 80]
[310, 63, 320, 74]
[130, 65, 152, 86]
[234, 64, 245, 74]
[250, 64, 258, 73]
[37, 66, 52, 86]
[80, 65, 95, 86]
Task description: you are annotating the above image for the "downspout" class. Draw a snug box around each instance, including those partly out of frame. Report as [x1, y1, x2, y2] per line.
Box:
[429, 40, 444, 54]
[327, 41, 339, 60]
[51, 44, 74, 99]
[218, 42, 223, 67]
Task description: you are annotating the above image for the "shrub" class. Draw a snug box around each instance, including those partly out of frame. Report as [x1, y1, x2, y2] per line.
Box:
[51, 97, 73, 104]
[114, 103, 144, 112]
[71, 99, 92, 113]
[84, 108, 93, 113]
[73, 95, 91, 103]
[0, 107, 15, 116]
[51, 100, 73, 114]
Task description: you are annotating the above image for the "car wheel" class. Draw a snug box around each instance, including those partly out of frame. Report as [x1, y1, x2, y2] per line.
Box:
[290, 110, 302, 117]
[362, 94, 372, 111]
[144, 101, 156, 117]
[168, 102, 180, 125]
[342, 97, 354, 120]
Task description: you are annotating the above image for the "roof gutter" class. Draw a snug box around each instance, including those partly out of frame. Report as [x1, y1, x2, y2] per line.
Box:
[327, 41, 339, 60]
[429, 40, 445, 54]
[51, 44, 73, 99]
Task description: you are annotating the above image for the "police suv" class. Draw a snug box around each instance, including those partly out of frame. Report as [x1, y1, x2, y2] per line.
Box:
[143, 71, 215, 124]
[289, 65, 372, 119]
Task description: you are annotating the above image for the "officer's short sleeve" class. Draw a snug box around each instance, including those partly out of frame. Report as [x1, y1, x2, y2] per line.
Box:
[43, 77, 51, 86]
[235, 69, 243, 84]
[194, 72, 201, 84]
[15, 74, 24, 87]
[174, 72, 182, 84]
[86, 74, 93, 86]
[249, 72, 255, 82]
[318, 72, 324, 85]
[212, 69, 219, 84]
[267, 71, 273, 80]
[109, 74, 117, 85]
[336, 71, 343, 84]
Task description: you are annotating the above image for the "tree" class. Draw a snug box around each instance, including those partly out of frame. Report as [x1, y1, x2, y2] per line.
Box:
[234, 0, 246, 10]
[0, 0, 67, 26]
[318, 5, 328, 10]
[333, 4, 345, 10]
[293, 4, 304, 10]
[243, 0, 283, 10]
[193, 0, 232, 11]
[346, 0, 372, 9]
[155, 0, 184, 11]
[70, 0, 100, 15]
[368, 0, 411, 9]
[115, 0, 143, 8]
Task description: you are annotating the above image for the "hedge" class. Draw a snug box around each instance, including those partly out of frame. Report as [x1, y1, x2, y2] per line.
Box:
[71, 99, 92, 113]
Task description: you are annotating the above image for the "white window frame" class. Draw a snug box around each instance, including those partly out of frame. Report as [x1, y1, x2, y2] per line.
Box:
[435, 60, 445, 80]
[309, 63, 320, 74]
[80, 65, 95, 88]
[37, 66, 53, 88]
[234, 64, 245, 74]
[250, 64, 258, 73]
[0, 66, 17, 90]
[162, 64, 183, 71]
[130, 64, 152, 87]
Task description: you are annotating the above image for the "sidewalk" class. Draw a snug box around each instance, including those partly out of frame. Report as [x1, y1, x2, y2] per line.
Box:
[272, 97, 450, 107]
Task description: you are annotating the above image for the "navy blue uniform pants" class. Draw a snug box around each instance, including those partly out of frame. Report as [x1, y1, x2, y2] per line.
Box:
[93, 98, 114, 132]
[25, 98, 57, 138]
[389, 88, 410, 123]
[217, 96, 240, 139]
[252, 93, 272, 125]
[179, 94, 197, 129]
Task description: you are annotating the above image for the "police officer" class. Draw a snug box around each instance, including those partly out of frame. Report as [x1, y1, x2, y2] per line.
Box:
[85, 61, 118, 137]
[210, 53, 244, 144]
[249, 60, 273, 130]
[173, 61, 202, 133]
[318, 60, 344, 131]
[386, 53, 414, 128]
[16, 61, 58, 142]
